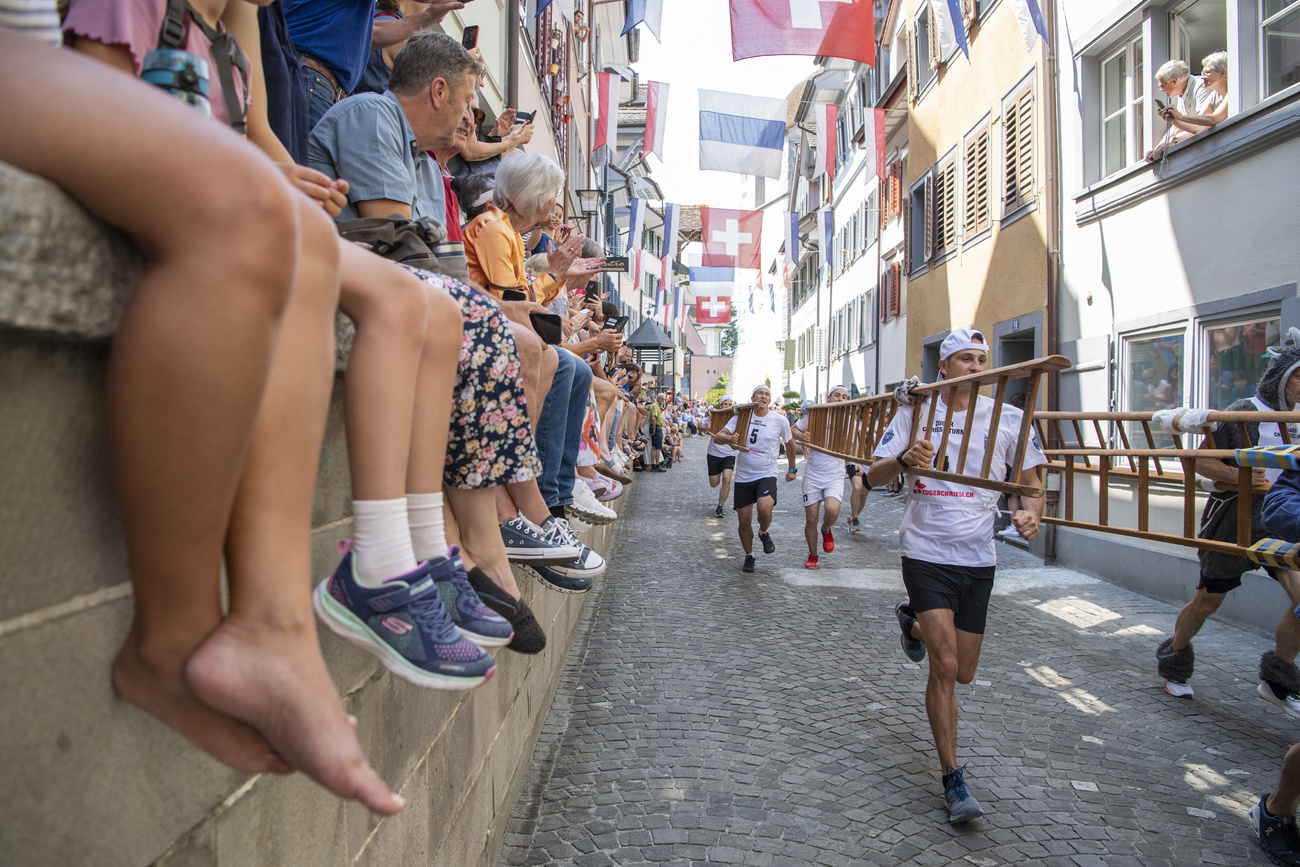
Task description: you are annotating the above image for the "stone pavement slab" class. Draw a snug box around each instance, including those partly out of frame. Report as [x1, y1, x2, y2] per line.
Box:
[498, 438, 1294, 865]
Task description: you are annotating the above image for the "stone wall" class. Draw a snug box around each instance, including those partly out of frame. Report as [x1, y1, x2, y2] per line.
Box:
[0, 162, 609, 866]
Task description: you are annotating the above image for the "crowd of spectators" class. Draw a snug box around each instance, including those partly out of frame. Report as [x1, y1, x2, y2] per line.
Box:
[0, 0, 656, 816]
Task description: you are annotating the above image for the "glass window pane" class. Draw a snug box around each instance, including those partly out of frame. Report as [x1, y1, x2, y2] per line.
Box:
[1104, 116, 1127, 175]
[1103, 53, 1127, 113]
[1265, 0, 1298, 22]
[1133, 39, 1143, 97]
[1265, 6, 1300, 97]
[1127, 334, 1183, 445]
[1207, 319, 1281, 409]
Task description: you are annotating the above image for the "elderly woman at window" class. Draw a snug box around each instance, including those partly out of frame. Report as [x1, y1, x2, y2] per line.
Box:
[464, 153, 602, 312]
[1161, 51, 1230, 136]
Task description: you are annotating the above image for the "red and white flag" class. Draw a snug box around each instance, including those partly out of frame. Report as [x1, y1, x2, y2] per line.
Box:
[644, 81, 668, 161]
[728, 0, 875, 66]
[813, 103, 837, 181]
[593, 71, 621, 154]
[631, 249, 642, 292]
[863, 107, 887, 181]
[696, 296, 731, 325]
[700, 206, 763, 271]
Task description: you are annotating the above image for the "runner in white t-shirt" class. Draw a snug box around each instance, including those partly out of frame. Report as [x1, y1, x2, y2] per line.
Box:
[706, 397, 738, 518]
[791, 386, 849, 569]
[866, 328, 1046, 825]
[713, 384, 796, 573]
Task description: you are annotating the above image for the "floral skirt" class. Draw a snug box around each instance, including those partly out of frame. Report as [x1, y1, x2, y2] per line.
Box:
[399, 265, 542, 489]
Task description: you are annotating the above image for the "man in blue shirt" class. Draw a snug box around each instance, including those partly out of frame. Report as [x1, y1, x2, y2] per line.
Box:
[283, 0, 464, 129]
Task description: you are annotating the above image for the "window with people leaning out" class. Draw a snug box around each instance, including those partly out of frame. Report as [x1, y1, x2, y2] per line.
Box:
[1087, 0, 1300, 182]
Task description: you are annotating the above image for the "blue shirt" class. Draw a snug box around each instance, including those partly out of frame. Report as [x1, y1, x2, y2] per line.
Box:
[307, 91, 446, 224]
[282, 0, 375, 93]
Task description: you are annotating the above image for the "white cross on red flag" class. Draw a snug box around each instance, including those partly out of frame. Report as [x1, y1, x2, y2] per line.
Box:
[696, 296, 732, 325]
[728, 0, 875, 66]
[701, 207, 764, 271]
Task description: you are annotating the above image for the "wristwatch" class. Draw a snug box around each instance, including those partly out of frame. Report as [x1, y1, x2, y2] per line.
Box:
[896, 453, 910, 471]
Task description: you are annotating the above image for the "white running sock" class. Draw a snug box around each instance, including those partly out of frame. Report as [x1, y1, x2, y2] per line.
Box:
[352, 498, 420, 587]
[407, 492, 450, 562]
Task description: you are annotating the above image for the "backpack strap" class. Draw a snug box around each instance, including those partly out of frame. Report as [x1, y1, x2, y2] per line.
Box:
[157, 0, 249, 134]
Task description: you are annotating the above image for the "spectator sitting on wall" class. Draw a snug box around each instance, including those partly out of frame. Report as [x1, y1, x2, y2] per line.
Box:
[1146, 59, 1208, 162]
[1160, 51, 1230, 138]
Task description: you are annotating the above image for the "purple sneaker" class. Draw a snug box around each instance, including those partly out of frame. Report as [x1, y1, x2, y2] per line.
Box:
[433, 547, 514, 647]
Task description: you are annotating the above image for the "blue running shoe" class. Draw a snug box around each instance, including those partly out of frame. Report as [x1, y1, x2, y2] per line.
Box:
[313, 543, 496, 690]
[434, 548, 514, 647]
[942, 765, 985, 824]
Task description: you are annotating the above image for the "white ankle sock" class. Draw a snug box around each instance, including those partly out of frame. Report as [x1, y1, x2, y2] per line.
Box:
[352, 498, 419, 587]
[407, 492, 450, 562]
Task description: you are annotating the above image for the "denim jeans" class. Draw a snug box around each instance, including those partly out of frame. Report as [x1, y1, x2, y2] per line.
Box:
[301, 65, 339, 131]
[535, 350, 592, 508]
[607, 406, 622, 452]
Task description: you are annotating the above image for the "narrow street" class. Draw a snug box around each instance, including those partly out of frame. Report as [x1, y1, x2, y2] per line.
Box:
[499, 438, 1293, 866]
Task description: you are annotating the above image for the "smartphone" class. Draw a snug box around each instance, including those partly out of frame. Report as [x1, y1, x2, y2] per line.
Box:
[598, 256, 629, 272]
[604, 315, 630, 333]
[461, 25, 479, 49]
[528, 312, 563, 345]
[558, 224, 572, 241]
[584, 280, 601, 300]
[513, 110, 535, 125]
[1153, 96, 1167, 110]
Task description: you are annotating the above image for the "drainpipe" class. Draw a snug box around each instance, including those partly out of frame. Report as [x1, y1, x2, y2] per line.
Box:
[507, 1, 519, 110]
[1042, 0, 1062, 566]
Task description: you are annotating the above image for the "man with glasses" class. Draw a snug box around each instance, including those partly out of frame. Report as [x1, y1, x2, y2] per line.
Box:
[1146, 58, 1208, 162]
[713, 385, 797, 573]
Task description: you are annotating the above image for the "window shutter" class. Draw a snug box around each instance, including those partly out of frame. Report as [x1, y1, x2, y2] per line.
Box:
[879, 280, 887, 322]
[975, 128, 990, 232]
[961, 0, 976, 31]
[927, 5, 940, 71]
[1017, 86, 1035, 205]
[889, 263, 901, 317]
[922, 172, 933, 263]
[1003, 96, 1020, 211]
[906, 23, 917, 102]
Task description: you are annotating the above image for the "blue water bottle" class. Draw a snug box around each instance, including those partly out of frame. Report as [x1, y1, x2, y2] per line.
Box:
[141, 49, 212, 118]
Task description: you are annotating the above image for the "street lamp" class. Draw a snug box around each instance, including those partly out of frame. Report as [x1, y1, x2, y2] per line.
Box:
[575, 189, 602, 215]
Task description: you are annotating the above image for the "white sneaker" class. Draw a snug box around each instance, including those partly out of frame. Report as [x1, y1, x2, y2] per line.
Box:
[567, 480, 617, 525]
[1164, 680, 1194, 698]
[567, 514, 593, 534]
[1259, 681, 1300, 719]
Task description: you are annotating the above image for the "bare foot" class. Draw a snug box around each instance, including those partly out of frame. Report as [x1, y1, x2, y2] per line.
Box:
[185, 615, 405, 815]
[113, 624, 291, 775]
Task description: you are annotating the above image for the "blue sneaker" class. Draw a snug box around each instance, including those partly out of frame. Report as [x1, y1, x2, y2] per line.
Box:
[434, 548, 514, 647]
[519, 562, 593, 594]
[942, 765, 985, 823]
[313, 543, 496, 690]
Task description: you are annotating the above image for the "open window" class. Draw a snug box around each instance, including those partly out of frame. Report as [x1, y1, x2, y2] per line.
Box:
[1101, 35, 1145, 177]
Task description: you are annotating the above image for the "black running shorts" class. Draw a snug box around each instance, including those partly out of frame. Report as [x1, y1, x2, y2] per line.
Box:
[901, 556, 996, 635]
[707, 454, 736, 477]
[845, 462, 859, 479]
[734, 477, 778, 510]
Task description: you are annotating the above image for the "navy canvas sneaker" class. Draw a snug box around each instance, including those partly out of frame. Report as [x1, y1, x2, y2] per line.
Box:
[942, 765, 985, 824]
[500, 516, 581, 563]
[519, 562, 593, 594]
[434, 548, 514, 647]
[313, 543, 496, 690]
[540, 516, 606, 580]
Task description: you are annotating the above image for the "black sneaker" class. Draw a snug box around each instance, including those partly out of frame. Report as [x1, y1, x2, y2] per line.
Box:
[759, 532, 776, 554]
[1251, 794, 1300, 866]
[742, 554, 756, 573]
[715, 505, 725, 518]
[464, 568, 546, 654]
[895, 602, 926, 662]
[942, 765, 985, 824]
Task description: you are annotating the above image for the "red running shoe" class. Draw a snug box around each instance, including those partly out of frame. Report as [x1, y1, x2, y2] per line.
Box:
[804, 553, 819, 569]
[822, 529, 835, 553]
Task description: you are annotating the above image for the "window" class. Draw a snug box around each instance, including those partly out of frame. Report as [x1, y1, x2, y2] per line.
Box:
[1263, 0, 1300, 97]
[864, 189, 879, 250]
[1206, 317, 1280, 408]
[1003, 82, 1035, 213]
[915, 8, 936, 94]
[1101, 36, 1144, 177]
[1125, 331, 1184, 445]
[909, 176, 929, 273]
[932, 156, 958, 256]
[963, 124, 991, 237]
[1172, 0, 1227, 81]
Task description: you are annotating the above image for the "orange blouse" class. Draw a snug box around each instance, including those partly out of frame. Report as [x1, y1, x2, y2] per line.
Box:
[463, 205, 562, 304]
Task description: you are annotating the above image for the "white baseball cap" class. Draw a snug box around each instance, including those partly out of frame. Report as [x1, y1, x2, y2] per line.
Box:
[828, 384, 849, 398]
[752, 384, 772, 396]
[939, 327, 990, 361]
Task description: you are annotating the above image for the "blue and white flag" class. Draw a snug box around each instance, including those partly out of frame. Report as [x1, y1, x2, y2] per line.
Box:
[767, 282, 776, 314]
[621, 0, 663, 40]
[929, 0, 969, 60]
[688, 265, 736, 297]
[748, 285, 756, 314]
[698, 89, 786, 179]
[626, 197, 647, 254]
[818, 207, 834, 274]
[661, 202, 680, 260]
[1010, 0, 1048, 53]
[535, 0, 574, 21]
[783, 210, 800, 273]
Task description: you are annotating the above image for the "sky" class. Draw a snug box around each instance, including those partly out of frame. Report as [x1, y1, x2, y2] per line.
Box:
[631, 0, 815, 210]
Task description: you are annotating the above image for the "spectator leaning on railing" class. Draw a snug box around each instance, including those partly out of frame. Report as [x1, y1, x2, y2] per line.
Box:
[1146, 58, 1210, 162]
[1160, 51, 1230, 139]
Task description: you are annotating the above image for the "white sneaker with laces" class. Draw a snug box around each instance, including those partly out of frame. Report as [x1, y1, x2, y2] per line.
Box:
[567, 480, 616, 525]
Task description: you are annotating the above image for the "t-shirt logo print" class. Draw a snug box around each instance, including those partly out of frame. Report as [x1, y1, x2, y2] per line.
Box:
[881, 430, 895, 445]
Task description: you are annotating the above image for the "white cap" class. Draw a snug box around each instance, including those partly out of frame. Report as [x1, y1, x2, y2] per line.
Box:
[827, 384, 849, 398]
[940, 327, 991, 361]
[751, 384, 772, 396]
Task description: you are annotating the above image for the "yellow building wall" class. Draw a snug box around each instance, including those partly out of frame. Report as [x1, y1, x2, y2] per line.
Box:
[903, 0, 1050, 376]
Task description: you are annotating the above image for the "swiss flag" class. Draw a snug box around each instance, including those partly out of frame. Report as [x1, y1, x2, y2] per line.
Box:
[728, 0, 875, 66]
[701, 207, 763, 271]
[696, 296, 731, 325]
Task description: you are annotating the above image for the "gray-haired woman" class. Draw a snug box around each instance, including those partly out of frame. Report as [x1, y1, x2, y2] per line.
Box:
[1161, 51, 1230, 136]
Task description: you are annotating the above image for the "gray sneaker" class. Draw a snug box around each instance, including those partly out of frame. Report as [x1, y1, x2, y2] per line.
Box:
[500, 516, 580, 564]
[943, 765, 985, 824]
[895, 602, 926, 662]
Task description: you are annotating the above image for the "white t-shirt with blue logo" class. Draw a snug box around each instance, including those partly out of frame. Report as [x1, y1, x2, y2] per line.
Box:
[794, 415, 846, 484]
[873, 395, 1046, 567]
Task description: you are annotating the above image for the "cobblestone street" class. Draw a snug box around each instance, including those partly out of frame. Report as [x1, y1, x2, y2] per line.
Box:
[498, 439, 1297, 866]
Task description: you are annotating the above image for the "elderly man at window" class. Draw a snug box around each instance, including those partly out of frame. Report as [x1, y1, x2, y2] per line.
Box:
[1145, 58, 1209, 162]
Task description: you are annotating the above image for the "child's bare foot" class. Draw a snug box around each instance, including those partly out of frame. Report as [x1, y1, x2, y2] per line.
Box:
[113, 625, 291, 775]
[184, 615, 405, 815]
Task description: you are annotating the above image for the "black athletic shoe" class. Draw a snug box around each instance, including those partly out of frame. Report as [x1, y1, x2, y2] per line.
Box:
[1252, 794, 1300, 866]
[895, 602, 926, 662]
[715, 506, 725, 518]
[759, 532, 776, 554]
[742, 555, 756, 573]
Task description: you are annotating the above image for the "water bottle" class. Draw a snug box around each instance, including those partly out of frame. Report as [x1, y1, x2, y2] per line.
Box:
[141, 49, 212, 118]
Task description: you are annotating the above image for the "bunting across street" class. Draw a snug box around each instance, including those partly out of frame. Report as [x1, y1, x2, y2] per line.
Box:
[700, 206, 763, 270]
[727, 0, 875, 66]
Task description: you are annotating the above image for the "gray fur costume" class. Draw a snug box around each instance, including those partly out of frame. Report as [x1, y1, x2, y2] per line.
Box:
[1156, 637, 1194, 682]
